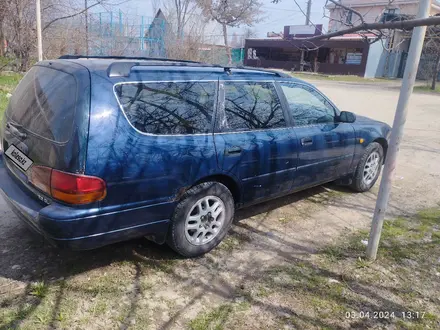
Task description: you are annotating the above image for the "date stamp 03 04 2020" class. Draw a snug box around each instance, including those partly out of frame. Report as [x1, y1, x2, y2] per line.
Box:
[346, 311, 428, 320]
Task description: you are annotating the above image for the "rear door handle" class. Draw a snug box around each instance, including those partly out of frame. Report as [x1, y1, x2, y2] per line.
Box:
[301, 137, 313, 146]
[225, 146, 242, 155]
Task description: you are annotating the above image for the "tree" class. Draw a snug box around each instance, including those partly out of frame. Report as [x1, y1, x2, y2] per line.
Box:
[0, 0, 125, 70]
[423, 25, 440, 90]
[0, 0, 7, 57]
[163, 0, 198, 39]
[243, 27, 257, 39]
[197, 0, 262, 64]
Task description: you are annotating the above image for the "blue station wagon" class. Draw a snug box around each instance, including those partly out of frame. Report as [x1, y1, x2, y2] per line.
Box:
[0, 56, 391, 257]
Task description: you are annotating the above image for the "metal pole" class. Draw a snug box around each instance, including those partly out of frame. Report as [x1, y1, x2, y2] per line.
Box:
[140, 16, 144, 51]
[300, 0, 312, 72]
[119, 10, 123, 34]
[85, 0, 89, 56]
[36, 0, 43, 61]
[366, 0, 431, 261]
[305, 0, 312, 26]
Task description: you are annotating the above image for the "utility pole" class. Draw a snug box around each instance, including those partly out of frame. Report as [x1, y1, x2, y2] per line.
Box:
[300, 0, 312, 71]
[85, 0, 89, 56]
[305, 0, 312, 25]
[366, 0, 431, 260]
[36, 0, 43, 61]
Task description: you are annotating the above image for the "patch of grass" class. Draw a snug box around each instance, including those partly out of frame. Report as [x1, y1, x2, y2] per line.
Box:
[189, 304, 234, 330]
[218, 231, 251, 252]
[218, 235, 240, 252]
[414, 85, 440, 94]
[0, 73, 23, 89]
[0, 304, 34, 327]
[320, 245, 345, 261]
[255, 285, 270, 298]
[0, 90, 10, 120]
[320, 230, 368, 261]
[0, 72, 22, 121]
[30, 281, 48, 298]
[189, 300, 251, 330]
[417, 207, 440, 225]
[355, 257, 370, 269]
[91, 299, 108, 316]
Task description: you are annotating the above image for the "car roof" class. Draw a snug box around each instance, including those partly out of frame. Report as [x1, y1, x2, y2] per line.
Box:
[43, 56, 306, 84]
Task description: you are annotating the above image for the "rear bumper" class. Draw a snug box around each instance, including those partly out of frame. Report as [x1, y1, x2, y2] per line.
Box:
[0, 152, 172, 250]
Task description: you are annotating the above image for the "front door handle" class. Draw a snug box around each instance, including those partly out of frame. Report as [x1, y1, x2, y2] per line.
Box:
[325, 134, 337, 144]
[301, 137, 313, 146]
[225, 146, 242, 155]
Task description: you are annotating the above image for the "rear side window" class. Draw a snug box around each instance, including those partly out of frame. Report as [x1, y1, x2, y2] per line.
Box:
[223, 82, 285, 131]
[115, 82, 216, 135]
[6, 66, 77, 143]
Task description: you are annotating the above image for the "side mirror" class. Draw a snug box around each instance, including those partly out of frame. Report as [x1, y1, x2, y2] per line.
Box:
[338, 111, 356, 123]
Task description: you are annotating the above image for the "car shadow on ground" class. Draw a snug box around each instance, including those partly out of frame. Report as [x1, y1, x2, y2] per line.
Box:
[0, 182, 408, 283]
[0, 185, 330, 284]
[0, 183, 416, 329]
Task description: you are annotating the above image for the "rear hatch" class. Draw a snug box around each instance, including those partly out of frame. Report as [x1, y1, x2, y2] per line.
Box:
[0, 61, 91, 202]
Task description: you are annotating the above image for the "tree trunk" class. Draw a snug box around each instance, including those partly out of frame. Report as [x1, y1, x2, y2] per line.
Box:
[222, 23, 232, 65]
[0, 18, 3, 57]
[431, 54, 440, 90]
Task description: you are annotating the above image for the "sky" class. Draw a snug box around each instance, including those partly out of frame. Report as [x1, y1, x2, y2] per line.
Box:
[114, 0, 330, 39]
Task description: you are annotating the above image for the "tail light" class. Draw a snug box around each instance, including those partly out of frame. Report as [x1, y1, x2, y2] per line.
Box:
[29, 166, 106, 205]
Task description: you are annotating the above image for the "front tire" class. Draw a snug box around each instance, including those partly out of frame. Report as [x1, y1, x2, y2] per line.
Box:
[350, 142, 384, 192]
[167, 182, 234, 257]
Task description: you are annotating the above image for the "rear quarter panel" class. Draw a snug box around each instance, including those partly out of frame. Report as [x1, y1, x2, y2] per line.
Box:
[85, 71, 219, 219]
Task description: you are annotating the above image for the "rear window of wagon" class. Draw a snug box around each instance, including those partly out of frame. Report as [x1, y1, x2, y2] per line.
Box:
[6, 66, 77, 143]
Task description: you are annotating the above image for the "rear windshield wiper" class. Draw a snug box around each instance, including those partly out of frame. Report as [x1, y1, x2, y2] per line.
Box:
[6, 121, 27, 139]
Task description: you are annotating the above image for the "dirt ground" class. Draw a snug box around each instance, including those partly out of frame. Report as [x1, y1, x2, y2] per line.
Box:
[1, 80, 439, 329]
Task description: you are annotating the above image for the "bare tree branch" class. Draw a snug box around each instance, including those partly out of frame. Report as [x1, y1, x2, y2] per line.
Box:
[327, 0, 364, 25]
[43, 1, 103, 32]
[298, 16, 440, 41]
[42, 0, 129, 32]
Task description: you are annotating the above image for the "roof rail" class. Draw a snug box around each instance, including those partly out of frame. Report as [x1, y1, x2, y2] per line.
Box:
[106, 61, 224, 77]
[59, 55, 291, 78]
[233, 66, 291, 78]
[59, 54, 201, 64]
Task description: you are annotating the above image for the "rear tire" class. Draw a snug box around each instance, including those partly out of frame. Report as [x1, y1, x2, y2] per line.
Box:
[350, 142, 384, 192]
[167, 182, 234, 257]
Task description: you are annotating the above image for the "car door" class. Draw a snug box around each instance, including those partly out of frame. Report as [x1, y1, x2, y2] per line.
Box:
[214, 80, 299, 205]
[278, 82, 356, 190]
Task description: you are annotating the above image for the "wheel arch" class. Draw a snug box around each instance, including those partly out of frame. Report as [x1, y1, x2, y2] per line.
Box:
[373, 137, 388, 163]
[192, 174, 242, 205]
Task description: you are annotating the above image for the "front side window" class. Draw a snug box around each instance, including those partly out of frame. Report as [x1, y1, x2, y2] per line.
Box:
[280, 83, 336, 126]
[115, 81, 216, 135]
[223, 82, 285, 131]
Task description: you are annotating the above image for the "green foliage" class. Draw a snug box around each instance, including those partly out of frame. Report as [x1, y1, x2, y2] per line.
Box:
[414, 85, 440, 93]
[0, 72, 22, 121]
[30, 281, 48, 298]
